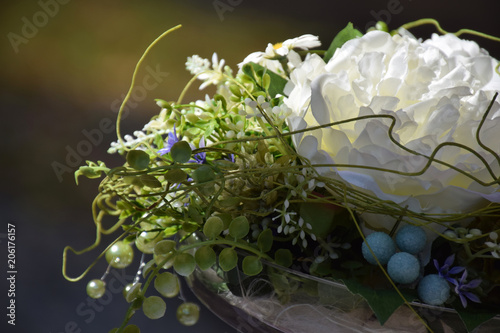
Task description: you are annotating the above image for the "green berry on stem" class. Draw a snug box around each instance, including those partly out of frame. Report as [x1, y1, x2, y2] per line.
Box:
[87, 279, 106, 299]
[177, 302, 200, 326]
[106, 241, 135, 269]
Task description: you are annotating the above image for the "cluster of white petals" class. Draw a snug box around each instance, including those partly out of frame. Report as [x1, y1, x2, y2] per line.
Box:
[284, 30, 500, 218]
[238, 34, 321, 75]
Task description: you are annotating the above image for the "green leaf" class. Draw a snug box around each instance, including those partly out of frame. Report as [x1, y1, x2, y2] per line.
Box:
[173, 253, 196, 276]
[228, 216, 249, 239]
[192, 165, 215, 183]
[274, 249, 293, 268]
[195, 245, 216, 270]
[257, 228, 273, 253]
[123, 325, 141, 333]
[154, 240, 176, 255]
[127, 150, 150, 170]
[142, 296, 166, 319]
[341, 278, 415, 325]
[242, 256, 263, 276]
[242, 62, 288, 97]
[324, 23, 363, 63]
[203, 216, 224, 239]
[165, 168, 188, 183]
[139, 175, 162, 188]
[170, 141, 192, 163]
[219, 248, 238, 271]
[455, 304, 499, 332]
[154, 272, 180, 298]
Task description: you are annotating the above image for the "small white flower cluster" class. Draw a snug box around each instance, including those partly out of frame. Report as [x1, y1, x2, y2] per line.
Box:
[272, 199, 315, 248]
[485, 232, 500, 258]
[238, 34, 321, 75]
[185, 53, 230, 90]
[108, 130, 168, 154]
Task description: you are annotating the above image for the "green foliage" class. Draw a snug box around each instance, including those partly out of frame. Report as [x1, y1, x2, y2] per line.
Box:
[139, 175, 162, 188]
[142, 296, 166, 320]
[242, 256, 263, 276]
[341, 278, 415, 325]
[192, 165, 215, 183]
[154, 272, 180, 298]
[219, 247, 238, 271]
[126, 150, 150, 170]
[170, 141, 192, 163]
[195, 245, 217, 270]
[257, 228, 273, 252]
[228, 216, 249, 239]
[324, 22, 363, 63]
[241, 62, 288, 97]
[173, 253, 196, 276]
[274, 249, 293, 267]
[164, 168, 188, 183]
[154, 240, 176, 255]
[456, 304, 499, 332]
[203, 216, 224, 239]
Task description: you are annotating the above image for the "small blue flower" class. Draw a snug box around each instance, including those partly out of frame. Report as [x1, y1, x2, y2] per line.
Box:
[452, 270, 481, 308]
[158, 126, 181, 156]
[433, 254, 465, 284]
[191, 136, 206, 164]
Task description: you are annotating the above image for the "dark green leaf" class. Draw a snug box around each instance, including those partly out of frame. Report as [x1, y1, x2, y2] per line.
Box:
[139, 175, 162, 188]
[274, 249, 293, 267]
[242, 256, 263, 276]
[127, 150, 150, 170]
[341, 278, 415, 325]
[170, 141, 192, 163]
[165, 168, 188, 183]
[324, 23, 363, 63]
[195, 246, 217, 270]
[242, 62, 288, 97]
[456, 304, 499, 332]
[257, 228, 273, 252]
[219, 248, 238, 271]
[228, 216, 249, 239]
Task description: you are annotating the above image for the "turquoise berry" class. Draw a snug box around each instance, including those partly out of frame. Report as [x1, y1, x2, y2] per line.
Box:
[387, 252, 420, 284]
[361, 232, 396, 265]
[418, 274, 450, 306]
[395, 225, 427, 254]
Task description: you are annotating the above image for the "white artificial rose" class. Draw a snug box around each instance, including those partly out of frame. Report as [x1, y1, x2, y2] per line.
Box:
[285, 30, 500, 227]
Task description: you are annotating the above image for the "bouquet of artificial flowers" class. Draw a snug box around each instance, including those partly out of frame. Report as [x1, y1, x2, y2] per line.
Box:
[65, 20, 500, 333]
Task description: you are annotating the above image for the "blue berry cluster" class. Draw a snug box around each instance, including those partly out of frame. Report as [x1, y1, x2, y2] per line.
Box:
[361, 225, 427, 285]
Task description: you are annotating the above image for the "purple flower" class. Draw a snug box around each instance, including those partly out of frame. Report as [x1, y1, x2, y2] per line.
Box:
[191, 136, 206, 164]
[158, 126, 181, 156]
[157, 127, 206, 164]
[434, 254, 465, 284]
[451, 270, 481, 308]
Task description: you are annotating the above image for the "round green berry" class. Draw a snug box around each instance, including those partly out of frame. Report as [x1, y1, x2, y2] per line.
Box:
[177, 302, 200, 326]
[106, 241, 134, 269]
[361, 232, 396, 265]
[86, 279, 106, 299]
[418, 274, 450, 306]
[387, 252, 420, 284]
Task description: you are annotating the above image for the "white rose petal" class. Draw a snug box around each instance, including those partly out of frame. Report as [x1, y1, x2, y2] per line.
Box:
[285, 30, 500, 224]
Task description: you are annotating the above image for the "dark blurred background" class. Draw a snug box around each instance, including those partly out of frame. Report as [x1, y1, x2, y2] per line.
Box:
[1, 1, 499, 332]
